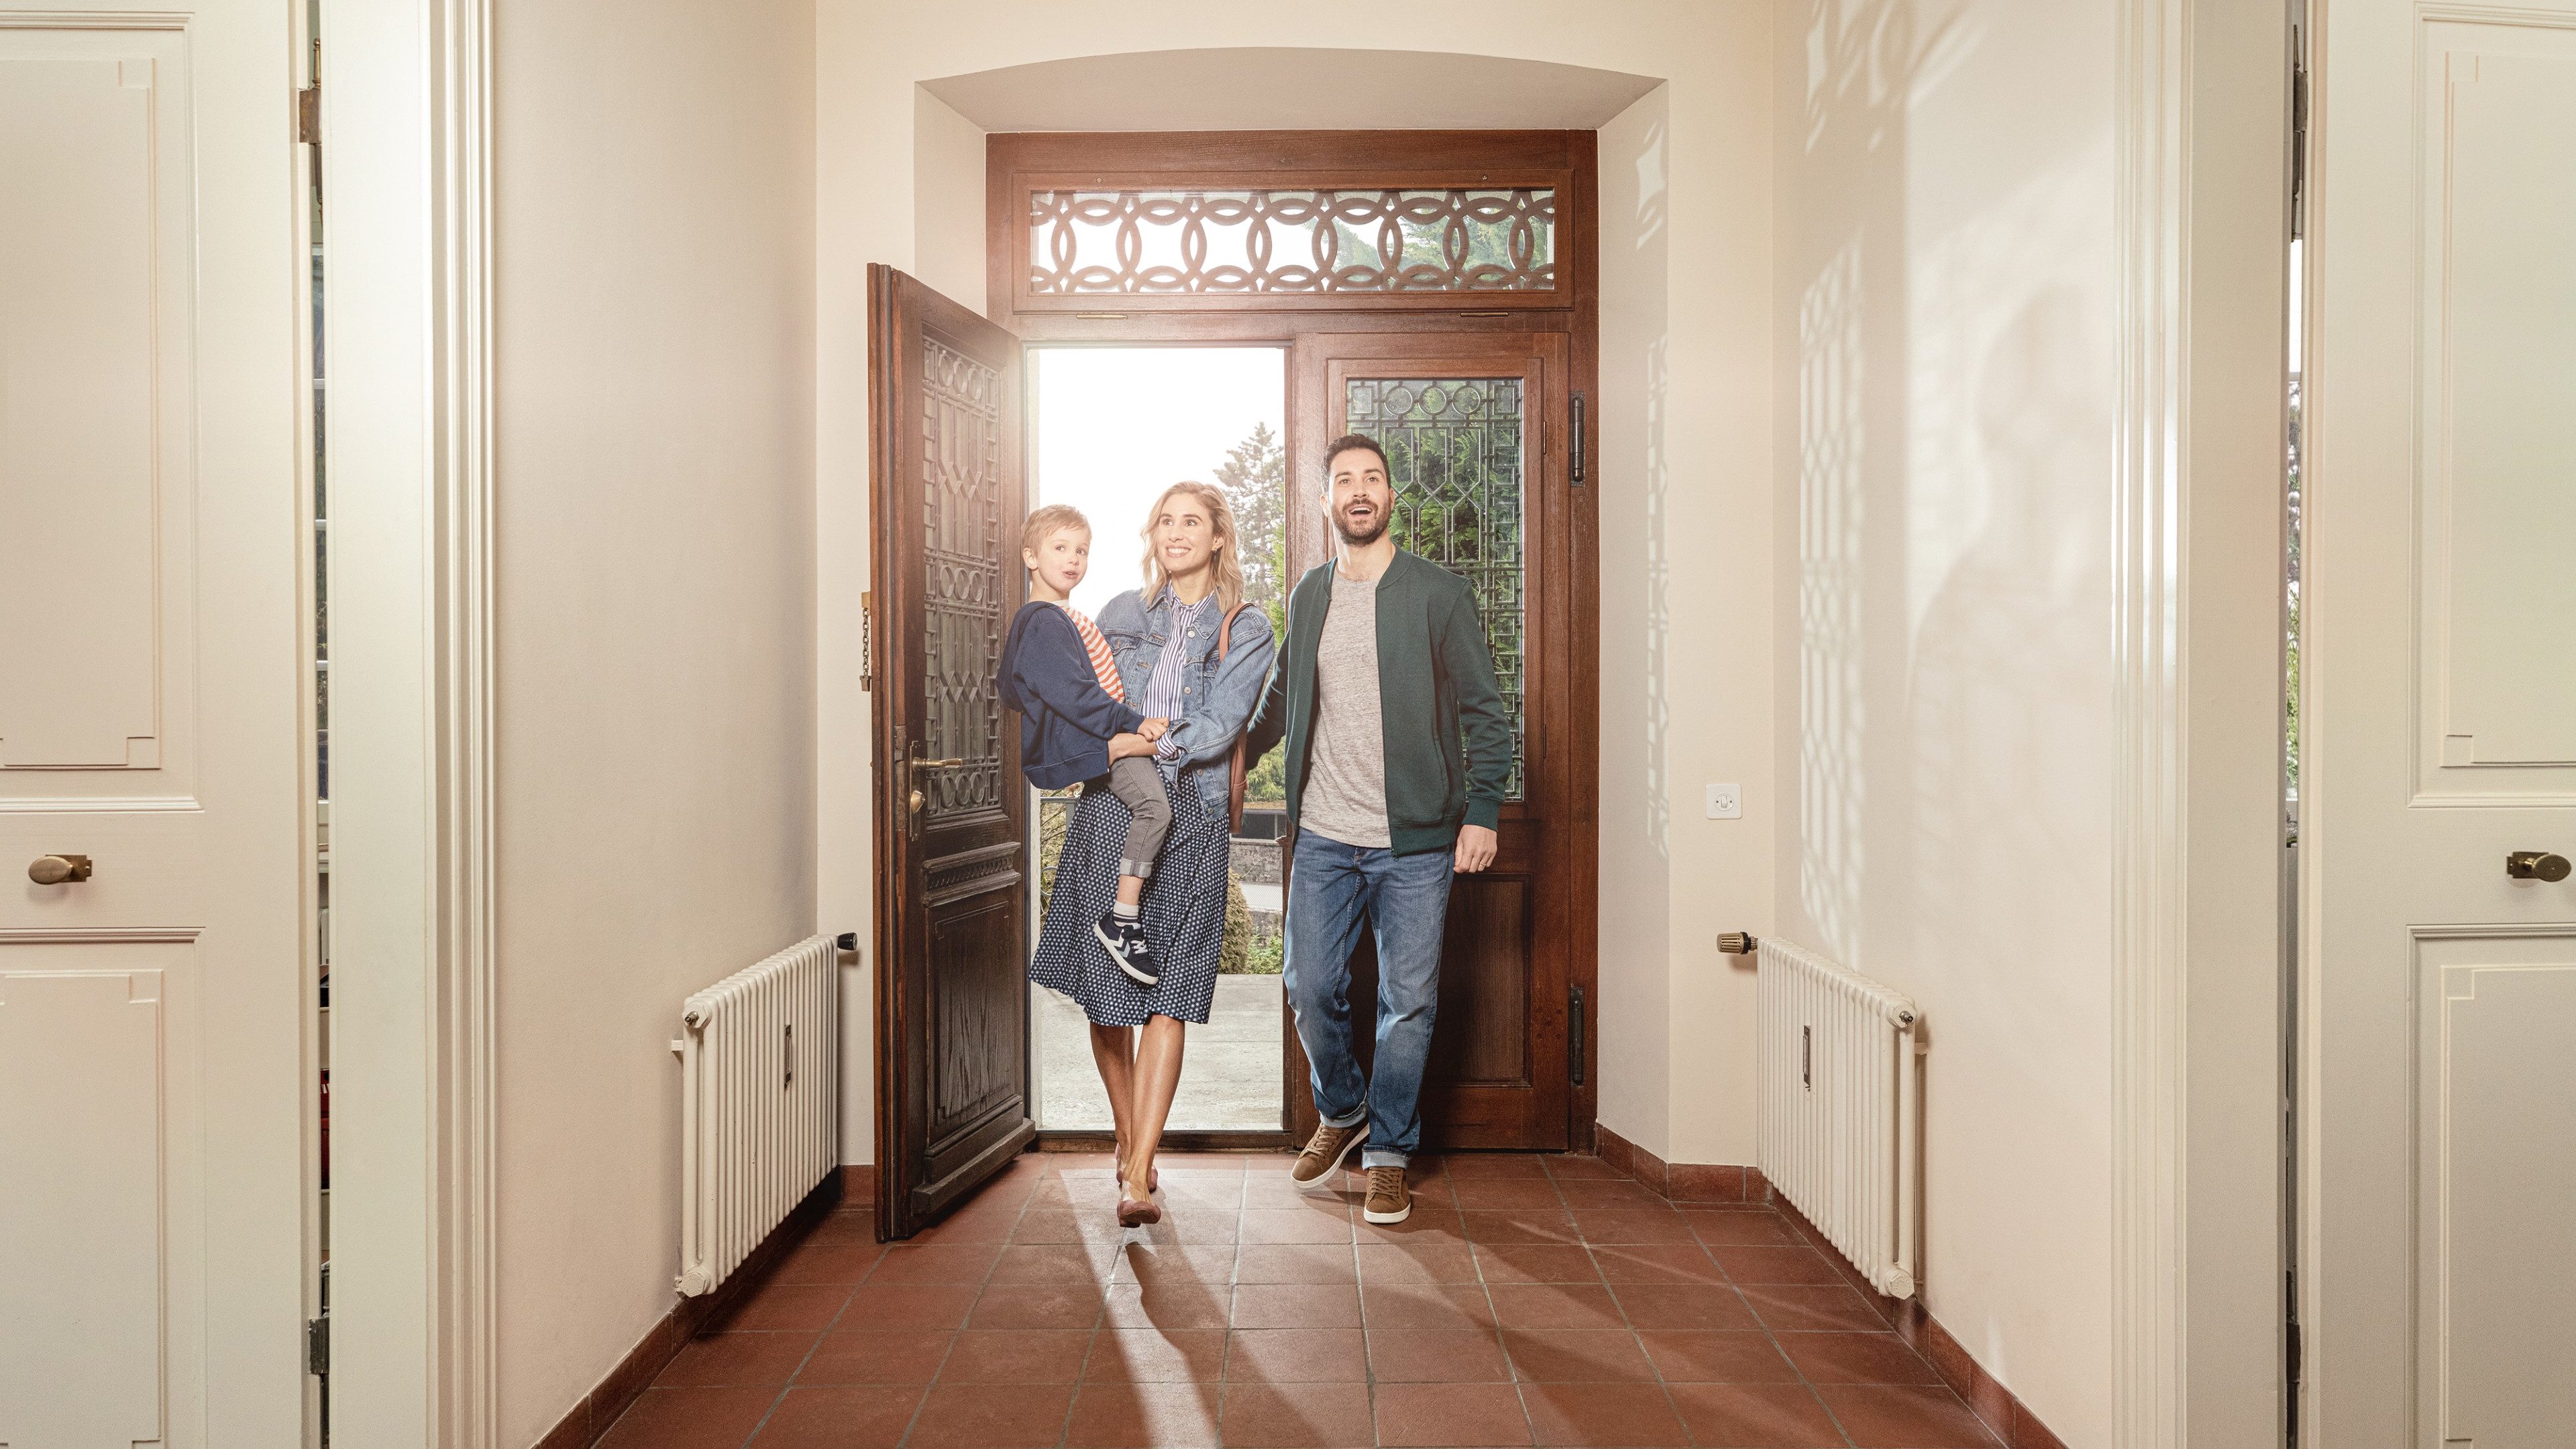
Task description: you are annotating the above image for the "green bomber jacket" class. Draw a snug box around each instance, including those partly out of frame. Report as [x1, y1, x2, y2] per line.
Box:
[1244, 549, 1513, 857]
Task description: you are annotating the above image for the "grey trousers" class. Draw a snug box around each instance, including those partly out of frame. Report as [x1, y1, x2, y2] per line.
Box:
[1102, 755, 1173, 879]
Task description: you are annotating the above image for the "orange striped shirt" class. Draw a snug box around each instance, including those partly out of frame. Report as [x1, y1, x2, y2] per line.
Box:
[1057, 603, 1126, 704]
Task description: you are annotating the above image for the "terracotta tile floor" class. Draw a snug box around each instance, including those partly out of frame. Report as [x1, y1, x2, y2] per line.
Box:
[597, 1153, 2000, 1449]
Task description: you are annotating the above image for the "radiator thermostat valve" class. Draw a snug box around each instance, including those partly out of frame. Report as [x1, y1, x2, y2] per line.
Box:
[1716, 931, 1760, 956]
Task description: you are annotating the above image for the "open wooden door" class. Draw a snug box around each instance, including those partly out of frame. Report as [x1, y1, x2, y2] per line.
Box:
[1283, 331, 1580, 1151]
[869, 266, 1034, 1240]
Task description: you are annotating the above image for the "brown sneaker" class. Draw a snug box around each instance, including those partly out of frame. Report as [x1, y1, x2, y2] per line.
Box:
[1290, 1120, 1368, 1193]
[1363, 1165, 1411, 1224]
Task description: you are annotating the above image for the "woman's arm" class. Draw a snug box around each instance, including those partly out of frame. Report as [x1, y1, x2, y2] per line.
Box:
[1159, 610, 1277, 767]
[1106, 731, 1156, 760]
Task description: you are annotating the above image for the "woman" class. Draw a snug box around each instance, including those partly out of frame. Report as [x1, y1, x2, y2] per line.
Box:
[1027, 481, 1275, 1225]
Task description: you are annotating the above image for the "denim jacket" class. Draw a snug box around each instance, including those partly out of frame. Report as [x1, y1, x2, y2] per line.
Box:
[1095, 586, 1277, 811]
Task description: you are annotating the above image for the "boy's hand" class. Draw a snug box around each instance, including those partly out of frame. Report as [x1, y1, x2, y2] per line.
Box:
[1138, 718, 1170, 741]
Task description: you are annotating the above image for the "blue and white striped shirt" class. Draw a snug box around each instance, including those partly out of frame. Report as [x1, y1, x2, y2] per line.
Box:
[1140, 587, 1221, 771]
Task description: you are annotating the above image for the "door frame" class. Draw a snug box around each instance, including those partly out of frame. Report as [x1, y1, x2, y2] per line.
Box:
[978, 129, 1603, 1153]
[2110, 0, 2298, 1444]
[321, 1, 501, 1444]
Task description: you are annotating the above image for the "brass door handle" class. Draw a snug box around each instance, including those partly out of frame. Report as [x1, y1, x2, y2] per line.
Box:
[2508, 851, 2572, 882]
[904, 754, 965, 812]
[902, 752, 967, 835]
[29, 854, 93, 885]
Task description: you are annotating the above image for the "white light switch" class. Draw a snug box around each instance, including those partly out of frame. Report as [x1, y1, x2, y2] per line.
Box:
[1706, 784, 1741, 820]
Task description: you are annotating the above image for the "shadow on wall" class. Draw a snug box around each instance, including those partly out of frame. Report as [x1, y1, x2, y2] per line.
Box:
[1788, 0, 2119, 1409]
[1793, 0, 1964, 965]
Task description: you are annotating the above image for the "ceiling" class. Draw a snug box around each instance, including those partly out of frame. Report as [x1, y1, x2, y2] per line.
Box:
[921, 47, 1664, 133]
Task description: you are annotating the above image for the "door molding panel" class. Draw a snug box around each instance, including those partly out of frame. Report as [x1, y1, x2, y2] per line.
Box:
[2105, 0, 2304, 1434]
[325, 0, 500, 1441]
[2409, 15, 2576, 804]
[2409, 926, 2576, 1444]
[2110, 0, 2206, 1442]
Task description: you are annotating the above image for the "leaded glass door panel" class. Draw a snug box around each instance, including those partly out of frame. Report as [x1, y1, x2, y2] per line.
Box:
[1285, 331, 1576, 1151]
[867, 266, 1034, 1239]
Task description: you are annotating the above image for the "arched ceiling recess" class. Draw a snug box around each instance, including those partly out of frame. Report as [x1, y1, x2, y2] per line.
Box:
[921, 47, 1663, 133]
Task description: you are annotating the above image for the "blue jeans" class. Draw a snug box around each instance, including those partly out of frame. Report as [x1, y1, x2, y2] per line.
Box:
[1285, 829, 1456, 1169]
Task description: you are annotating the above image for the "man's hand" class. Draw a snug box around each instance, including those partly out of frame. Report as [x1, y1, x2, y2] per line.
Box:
[1138, 717, 1170, 742]
[1107, 732, 1154, 760]
[1454, 824, 1499, 874]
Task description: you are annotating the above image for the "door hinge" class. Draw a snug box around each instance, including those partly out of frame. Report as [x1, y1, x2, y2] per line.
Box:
[860, 590, 874, 692]
[305, 1313, 329, 1377]
[1570, 392, 1588, 487]
[2288, 58, 2307, 240]
[297, 83, 320, 145]
[1568, 985, 1587, 1085]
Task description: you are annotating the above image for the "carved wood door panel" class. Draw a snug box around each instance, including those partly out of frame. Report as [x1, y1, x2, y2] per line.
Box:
[869, 266, 1034, 1240]
[1283, 331, 1577, 1151]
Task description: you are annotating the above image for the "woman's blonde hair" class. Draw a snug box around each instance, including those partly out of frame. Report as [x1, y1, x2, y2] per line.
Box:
[1140, 481, 1244, 615]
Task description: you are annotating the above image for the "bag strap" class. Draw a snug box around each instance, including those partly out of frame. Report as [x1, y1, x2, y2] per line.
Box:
[1216, 603, 1250, 835]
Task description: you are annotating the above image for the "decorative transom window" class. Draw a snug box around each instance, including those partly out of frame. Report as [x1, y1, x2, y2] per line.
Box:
[1028, 189, 1557, 297]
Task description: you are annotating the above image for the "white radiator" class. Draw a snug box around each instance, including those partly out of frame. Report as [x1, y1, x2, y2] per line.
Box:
[1755, 936, 1921, 1298]
[674, 934, 839, 1295]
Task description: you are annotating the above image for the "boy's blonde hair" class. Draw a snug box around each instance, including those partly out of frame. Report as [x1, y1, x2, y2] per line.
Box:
[1022, 503, 1091, 558]
[1140, 481, 1244, 615]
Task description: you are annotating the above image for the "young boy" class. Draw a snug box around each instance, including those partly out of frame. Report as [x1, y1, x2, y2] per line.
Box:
[998, 504, 1173, 986]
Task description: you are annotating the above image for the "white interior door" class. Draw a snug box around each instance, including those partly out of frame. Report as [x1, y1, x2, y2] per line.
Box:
[2308, 3, 2576, 1443]
[0, 3, 311, 1445]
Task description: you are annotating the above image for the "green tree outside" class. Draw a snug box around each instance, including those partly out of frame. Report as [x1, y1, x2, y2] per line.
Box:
[1216, 421, 1289, 806]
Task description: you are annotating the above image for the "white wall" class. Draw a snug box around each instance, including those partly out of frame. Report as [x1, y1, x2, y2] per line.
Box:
[490, 1, 816, 1441]
[1772, 0, 2120, 1439]
[1594, 86, 1676, 1158]
[816, 3, 1779, 1170]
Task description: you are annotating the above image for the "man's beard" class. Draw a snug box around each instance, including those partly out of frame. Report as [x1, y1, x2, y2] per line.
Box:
[1333, 504, 1389, 548]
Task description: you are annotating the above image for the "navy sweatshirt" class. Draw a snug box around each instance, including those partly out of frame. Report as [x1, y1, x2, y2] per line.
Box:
[998, 602, 1147, 791]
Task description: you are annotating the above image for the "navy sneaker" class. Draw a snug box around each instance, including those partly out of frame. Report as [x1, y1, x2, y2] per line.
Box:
[1094, 912, 1160, 987]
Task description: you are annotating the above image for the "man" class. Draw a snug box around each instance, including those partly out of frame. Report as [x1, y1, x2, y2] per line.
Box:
[1244, 432, 1513, 1224]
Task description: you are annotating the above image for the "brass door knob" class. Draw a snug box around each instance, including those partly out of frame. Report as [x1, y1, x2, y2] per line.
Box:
[2508, 851, 2572, 882]
[29, 854, 93, 885]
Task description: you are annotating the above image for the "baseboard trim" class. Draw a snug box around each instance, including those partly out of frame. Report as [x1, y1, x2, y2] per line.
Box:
[1592, 1122, 1771, 1204]
[1589, 1125, 2067, 1449]
[528, 1169, 859, 1449]
[1768, 1195, 2070, 1449]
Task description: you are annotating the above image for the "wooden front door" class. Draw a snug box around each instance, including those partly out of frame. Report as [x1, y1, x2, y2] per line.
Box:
[1283, 331, 1580, 1151]
[868, 266, 1035, 1239]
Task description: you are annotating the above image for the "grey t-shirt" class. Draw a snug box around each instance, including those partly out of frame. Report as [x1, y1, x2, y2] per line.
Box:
[1300, 570, 1391, 848]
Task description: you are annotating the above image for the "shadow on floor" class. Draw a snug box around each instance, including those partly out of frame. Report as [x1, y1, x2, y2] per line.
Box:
[593, 1152, 2001, 1448]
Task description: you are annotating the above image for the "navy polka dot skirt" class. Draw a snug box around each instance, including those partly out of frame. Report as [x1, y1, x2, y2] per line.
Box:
[1030, 771, 1229, 1027]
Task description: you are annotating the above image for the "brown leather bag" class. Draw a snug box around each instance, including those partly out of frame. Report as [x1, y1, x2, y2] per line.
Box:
[1216, 602, 1251, 834]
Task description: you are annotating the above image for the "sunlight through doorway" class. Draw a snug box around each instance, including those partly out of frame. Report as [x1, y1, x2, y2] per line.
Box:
[1025, 345, 1289, 1134]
